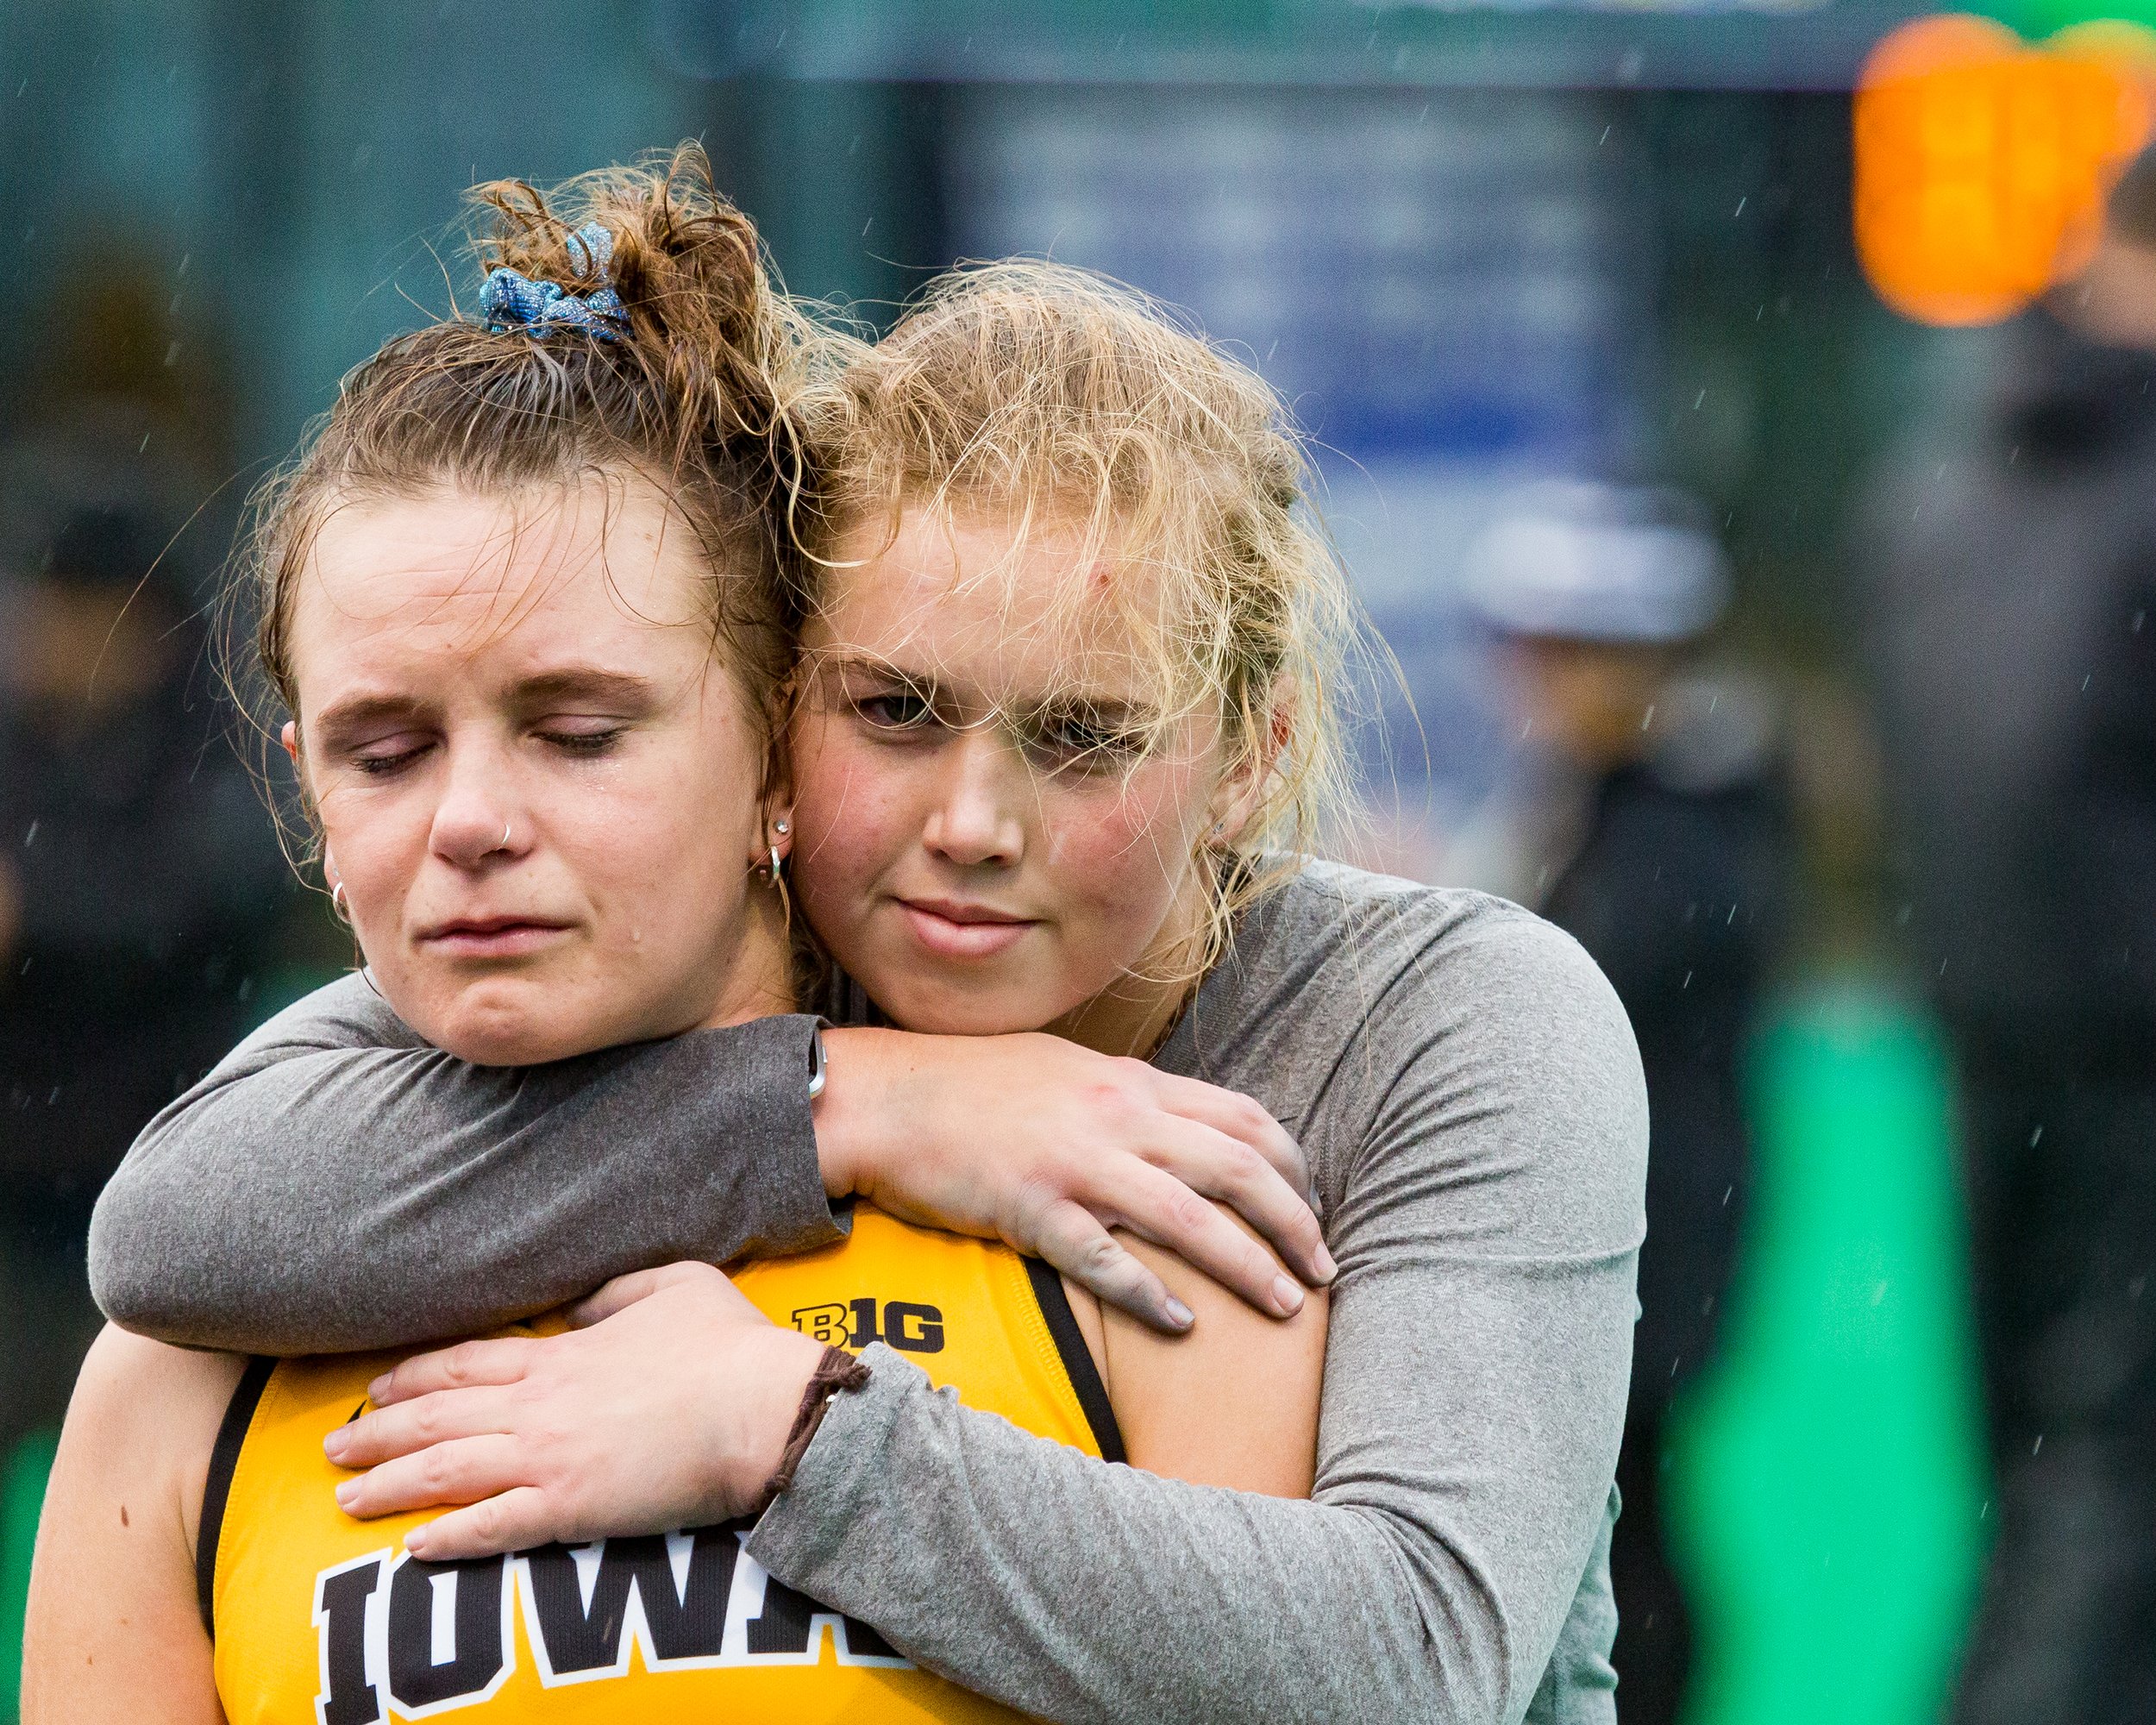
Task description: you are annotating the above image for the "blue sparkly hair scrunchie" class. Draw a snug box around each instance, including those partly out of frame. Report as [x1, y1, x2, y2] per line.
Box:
[479, 222, 627, 342]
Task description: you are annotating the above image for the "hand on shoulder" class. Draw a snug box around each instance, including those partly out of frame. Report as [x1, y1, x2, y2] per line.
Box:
[818, 1026, 1332, 1328]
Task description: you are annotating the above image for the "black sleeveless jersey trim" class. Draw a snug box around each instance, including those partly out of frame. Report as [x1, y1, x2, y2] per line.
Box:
[197, 1356, 276, 1637]
[1021, 1257, 1126, 1465]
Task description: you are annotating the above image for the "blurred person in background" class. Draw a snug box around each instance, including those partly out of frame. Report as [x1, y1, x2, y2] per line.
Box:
[0, 400, 288, 1471]
[1867, 145, 2156, 1725]
[1453, 483, 1789, 1725]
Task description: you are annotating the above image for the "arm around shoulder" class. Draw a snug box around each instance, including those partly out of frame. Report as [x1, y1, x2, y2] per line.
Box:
[746, 895, 1647, 1725]
[89, 973, 835, 1353]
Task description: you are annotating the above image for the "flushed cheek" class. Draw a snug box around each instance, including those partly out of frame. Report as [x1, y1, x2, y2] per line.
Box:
[1042, 782, 1175, 866]
[555, 804, 741, 963]
[551, 792, 682, 896]
[1036, 775, 1200, 944]
[788, 729, 918, 903]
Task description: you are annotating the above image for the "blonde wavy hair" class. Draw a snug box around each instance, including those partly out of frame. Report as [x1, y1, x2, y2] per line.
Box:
[805, 260, 1368, 982]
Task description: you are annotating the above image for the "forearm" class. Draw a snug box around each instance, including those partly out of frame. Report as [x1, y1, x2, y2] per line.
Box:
[90, 977, 1326, 1355]
[759, 1364, 1435, 1722]
[90, 979, 836, 1353]
[751, 1254, 1636, 1725]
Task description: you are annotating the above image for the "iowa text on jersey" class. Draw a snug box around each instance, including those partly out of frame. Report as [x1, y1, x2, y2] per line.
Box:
[310, 1524, 908, 1721]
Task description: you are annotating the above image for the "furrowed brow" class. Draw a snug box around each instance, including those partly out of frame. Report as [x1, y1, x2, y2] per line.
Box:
[820, 654, 948, 699]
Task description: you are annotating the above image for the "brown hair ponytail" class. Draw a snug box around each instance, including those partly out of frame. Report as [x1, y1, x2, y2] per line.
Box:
[228, 142, 819, 863]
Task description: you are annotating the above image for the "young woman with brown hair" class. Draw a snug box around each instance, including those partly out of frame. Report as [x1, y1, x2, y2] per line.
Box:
[26, 151, 1330, 1724]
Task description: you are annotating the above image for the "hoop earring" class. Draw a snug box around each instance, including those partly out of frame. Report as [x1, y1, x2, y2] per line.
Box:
[758, 844, 793, 932]
[330, 881, 350, 924]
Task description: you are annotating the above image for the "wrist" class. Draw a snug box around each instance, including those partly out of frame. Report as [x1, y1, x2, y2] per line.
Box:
[812, 1027, 917, 1200]
[745, 1329, 856, 1509]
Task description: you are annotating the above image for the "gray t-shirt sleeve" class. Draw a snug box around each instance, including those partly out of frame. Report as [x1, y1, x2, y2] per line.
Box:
[748, 879, 1647, 1725]
[1522, 1484, 1621, 1725]
[87, 973, 840, 1352]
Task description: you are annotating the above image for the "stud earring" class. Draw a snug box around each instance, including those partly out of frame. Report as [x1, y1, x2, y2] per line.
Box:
[774, 819, 790, 836]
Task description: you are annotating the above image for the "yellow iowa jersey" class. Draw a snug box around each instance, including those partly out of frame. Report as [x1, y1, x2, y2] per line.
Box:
[202, 1207, 1123, 1724]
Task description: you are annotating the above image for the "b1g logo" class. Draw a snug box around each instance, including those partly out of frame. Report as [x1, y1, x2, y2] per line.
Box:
[789, 1296, 944, 1352]
[311, 1526, 907, 1720]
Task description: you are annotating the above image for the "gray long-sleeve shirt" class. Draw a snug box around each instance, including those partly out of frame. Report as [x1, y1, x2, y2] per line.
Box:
[90, 862, 1645, 1724]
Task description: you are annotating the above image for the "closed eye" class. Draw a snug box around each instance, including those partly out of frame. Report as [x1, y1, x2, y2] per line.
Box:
[534, 723, 627, 756]
[348, 736, 434, 777]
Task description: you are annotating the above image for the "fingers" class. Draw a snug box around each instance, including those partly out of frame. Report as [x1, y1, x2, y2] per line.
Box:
[404, 1488, 555, 1562]
[1029, 1201, 1193, 1333]
[325, 1386, 520, 1469]
[567, 1267, 674, 1328]
[1138, 1101, 1335, 1289]
[1104, 1151, 1312, 1319]
[1147, 1071, 1313, 1200]
[567, 1261, 723, 1328]
[367, 1337, 536, 1408]
[333, 1433, 524, 1520]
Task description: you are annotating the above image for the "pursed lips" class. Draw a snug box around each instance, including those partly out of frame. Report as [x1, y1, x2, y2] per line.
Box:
[416, 915, 575, 959]
[894, 897, 1039, 960]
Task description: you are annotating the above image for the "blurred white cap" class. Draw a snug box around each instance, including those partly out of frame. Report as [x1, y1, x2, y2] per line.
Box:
[1458, 481, 1731, 645]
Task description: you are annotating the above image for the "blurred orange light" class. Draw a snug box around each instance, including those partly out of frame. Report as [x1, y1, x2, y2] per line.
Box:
[1854, 14, 2156, 326]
